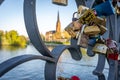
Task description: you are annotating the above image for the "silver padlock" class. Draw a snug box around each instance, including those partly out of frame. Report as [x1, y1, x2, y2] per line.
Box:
[72, 12, 82, 31]
[77, 25, 89, 48]
[52, 0, 68, 6]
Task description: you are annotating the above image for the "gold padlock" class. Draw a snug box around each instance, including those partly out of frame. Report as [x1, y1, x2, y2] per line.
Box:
[84, 25, 101, 36]
[92, 37, 108, 54]
[78, 10, 96, 25]
[94, 17, 106, 26]
[65, 23, 77, 38]
[52, 0, 68, 6]
[98, 25, 107, 35]
[72, 20, 82, 31]
[77, 5, 89, 18]
[92, 43, 108, 54]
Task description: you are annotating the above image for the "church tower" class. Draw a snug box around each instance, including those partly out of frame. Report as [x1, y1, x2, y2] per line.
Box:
[56, 11, 61, 33]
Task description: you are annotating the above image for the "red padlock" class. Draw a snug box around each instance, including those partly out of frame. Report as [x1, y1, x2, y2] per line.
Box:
[71, 76, 80, 80]
[106, 38, 117, 49]
[107, 53, 119, 60]
[106, 38, 119, 60]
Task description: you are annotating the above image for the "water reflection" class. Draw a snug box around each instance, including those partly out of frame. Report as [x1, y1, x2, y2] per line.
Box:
[0, 45, 109, 80]
[0, 45, 25, 51]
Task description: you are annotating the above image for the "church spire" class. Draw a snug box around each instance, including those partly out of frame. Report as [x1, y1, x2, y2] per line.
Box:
[57, 11, 60, 22]
[56, 11, 61, 33]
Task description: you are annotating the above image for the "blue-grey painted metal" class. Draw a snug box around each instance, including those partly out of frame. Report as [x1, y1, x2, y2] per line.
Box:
[70, 39, 82, 58]
[24, 0, 53, 58]
[0, 0, 119, 80]
[118, 60, 120, 79]
[93, 54, 106, 80]
[45, 45, 81, 80]
[75, 0, 85, 7]
[0, 0, 4, 5]
[87, 45, 95, 57]
[0, 54, 55, 77]
[51, 45, 81, 60]
[107, 59, 118, 80]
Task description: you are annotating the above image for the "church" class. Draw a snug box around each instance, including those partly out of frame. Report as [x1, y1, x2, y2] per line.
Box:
[45, 11, 70, 43]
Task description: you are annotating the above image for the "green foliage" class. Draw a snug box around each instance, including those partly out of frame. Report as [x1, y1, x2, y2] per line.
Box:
[45, 41, 63, 44]
[0, 30, 4, 46]
[1, 30, 27, 47]
[5, 30, 18, 44]
[40, 33, 45, 41]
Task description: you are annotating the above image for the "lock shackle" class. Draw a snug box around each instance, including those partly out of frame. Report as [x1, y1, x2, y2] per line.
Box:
[72, 12, 78, 21]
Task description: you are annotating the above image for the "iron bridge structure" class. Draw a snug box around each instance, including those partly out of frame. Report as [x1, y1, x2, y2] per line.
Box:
[0, 0, 120, 80]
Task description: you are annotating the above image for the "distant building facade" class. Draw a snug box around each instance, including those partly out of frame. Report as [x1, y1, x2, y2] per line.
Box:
[45, 11, 70, 42]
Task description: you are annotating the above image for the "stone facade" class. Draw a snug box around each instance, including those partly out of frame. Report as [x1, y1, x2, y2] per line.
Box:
[45, 11, 70, 42]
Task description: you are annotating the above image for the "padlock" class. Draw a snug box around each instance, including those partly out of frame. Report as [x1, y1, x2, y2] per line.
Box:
[65, 12, 82, 38]
[72, 12, 82, 31]
[98, 25, 107, 35]
[72, 20, 83, 31]
[107, 48, 119, 60]
[77, 33, 89, 48]
[84, 25, 101, 36]
[106, 38, 118, 49]
[58, 76, 65, 80]
[94, 0, 115, 16]
[116, 1, 120, 15]
[78, 9, 96, 25]
[65, 23, 77, 38]
[92, 37, 108, 54]
[92, 16, 106, 27]
[77, 25, 89, 48]
[77, 5, 89, 18]
[116, 6, 120, 15]
[107, 53, 119, 60]
[92, 43, 108, 54]
[106, 38, 117, 53]
[72, 12, 78, 21]
[106, 38, 119, 60]
[52, 0, 68, 6]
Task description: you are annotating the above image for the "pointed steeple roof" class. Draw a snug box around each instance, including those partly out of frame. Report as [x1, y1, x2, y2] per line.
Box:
[56, 11, 61, 33]
[57, 11, 60, 22]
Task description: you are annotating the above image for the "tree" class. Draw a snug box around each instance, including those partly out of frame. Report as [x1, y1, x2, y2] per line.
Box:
[40, 33, 45, 41]
[0, 30, 4, 46]
[0, 30, 28, 47]
[17, 35, 27, 47]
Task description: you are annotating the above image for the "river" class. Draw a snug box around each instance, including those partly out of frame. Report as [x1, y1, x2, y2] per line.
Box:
[0, 44, 109, 80]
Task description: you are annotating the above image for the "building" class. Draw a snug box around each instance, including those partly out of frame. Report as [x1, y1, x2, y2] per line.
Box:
[45, 11, 70, 42]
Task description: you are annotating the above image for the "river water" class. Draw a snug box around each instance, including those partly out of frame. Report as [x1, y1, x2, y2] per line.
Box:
[0, 45, 109, 80]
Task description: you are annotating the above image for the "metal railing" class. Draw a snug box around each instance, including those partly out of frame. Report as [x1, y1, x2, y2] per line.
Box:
[0, 0, 119, 80]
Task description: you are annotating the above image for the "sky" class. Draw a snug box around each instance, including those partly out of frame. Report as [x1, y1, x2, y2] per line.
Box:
[0, 0, 77, 36]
